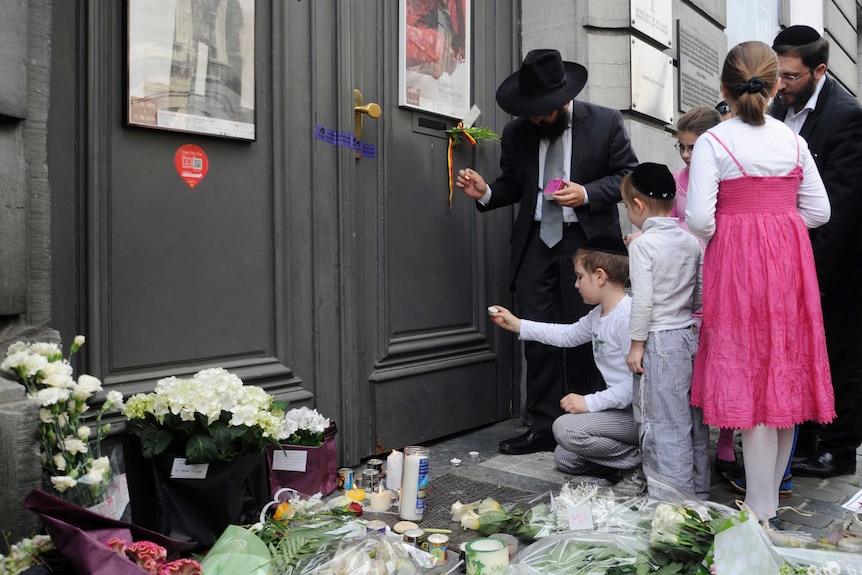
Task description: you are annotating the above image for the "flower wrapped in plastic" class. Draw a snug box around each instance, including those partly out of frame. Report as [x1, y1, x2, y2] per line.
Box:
[1, 335, 124, 509]
[451, 492, 557, 541]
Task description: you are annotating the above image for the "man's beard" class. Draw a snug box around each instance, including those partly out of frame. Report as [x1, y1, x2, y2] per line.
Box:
[531, 107, 571, 140]
[779, 76, 817, 111]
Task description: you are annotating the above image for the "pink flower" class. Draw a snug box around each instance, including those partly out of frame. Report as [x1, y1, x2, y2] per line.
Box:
[105, 537, 127, 555]
[125, 541, 167, 573]
[158, 558, 203, 575]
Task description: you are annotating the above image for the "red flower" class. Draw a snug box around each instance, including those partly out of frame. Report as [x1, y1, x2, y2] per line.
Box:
[344, 502, 363, 517]
[105, 537, 127, 555]
[158, 558, 203, 575]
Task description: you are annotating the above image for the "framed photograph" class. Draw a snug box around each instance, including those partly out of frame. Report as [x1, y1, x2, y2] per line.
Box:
[126, 0, 256, 140]
[398, 0, 471, 119]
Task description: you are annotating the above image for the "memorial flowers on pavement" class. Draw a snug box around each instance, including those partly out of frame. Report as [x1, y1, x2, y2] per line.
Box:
[123, 367, 287, 464]
[1, 336, 122, 507]
[279, 406, 331, 446]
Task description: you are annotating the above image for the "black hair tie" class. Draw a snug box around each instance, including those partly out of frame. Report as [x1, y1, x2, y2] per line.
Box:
[736, 76, 766, 94]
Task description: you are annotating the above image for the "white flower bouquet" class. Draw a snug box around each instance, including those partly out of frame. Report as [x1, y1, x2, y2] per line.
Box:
[123, 367, 286, 464]
[279, 406, 331, 447]
[1, 336, 122, 507]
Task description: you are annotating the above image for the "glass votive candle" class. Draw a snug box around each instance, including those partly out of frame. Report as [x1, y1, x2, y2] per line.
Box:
[466, 538, 509, 575]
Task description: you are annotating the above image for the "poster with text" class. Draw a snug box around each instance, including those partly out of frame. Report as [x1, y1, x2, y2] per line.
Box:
[398, 0, 471, 119]
[127, 0, 255, 140]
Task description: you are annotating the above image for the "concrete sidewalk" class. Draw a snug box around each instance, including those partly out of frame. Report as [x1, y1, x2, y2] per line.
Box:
[416, 418, 862, 540]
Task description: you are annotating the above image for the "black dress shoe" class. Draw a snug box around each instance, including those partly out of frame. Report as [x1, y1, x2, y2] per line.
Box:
[791, 451, 856, 478]
[498, 431, 556, 455]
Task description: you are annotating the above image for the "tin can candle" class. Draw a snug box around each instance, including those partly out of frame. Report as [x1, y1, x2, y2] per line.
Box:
[426, 533, 449, 564]
[366, 458, 384, 473]
[361, 468, 380, 492]
[402, 528, 425, 547]
[399, 446, 429, 521]
[366, 520, 387, 535]
[337, 468, 354, 491]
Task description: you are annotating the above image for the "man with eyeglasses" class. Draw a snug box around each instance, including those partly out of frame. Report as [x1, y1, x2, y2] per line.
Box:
[771, 25, 862, 479]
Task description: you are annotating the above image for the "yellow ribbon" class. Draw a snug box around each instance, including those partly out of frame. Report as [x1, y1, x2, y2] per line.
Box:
[447, 122, 477, 210]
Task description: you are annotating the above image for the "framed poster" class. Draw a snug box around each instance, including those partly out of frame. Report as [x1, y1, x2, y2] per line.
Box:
[126, 0, 256, 140]
[398, 0, 471, 119]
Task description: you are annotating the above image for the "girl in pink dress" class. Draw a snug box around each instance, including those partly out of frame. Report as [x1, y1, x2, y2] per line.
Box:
[686, 41, 834, 527]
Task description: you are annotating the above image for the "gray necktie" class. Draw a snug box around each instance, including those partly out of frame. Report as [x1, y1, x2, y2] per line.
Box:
[540, 136, 565, 247]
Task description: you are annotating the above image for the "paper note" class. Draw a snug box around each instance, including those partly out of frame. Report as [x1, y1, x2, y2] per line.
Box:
[170, 458, 210, 479]
[565, 503, 594, 530]
[272, 449, 308, 472]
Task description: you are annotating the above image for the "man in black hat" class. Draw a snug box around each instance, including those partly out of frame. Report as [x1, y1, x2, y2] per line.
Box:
[771, 26, 862, 478]
[456, 49, 638, 455]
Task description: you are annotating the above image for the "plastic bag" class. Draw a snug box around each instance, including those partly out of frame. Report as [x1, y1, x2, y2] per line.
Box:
[199, 525, 272, 575]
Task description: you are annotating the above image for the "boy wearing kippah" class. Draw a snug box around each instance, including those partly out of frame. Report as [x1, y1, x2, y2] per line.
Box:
[489, 235, 641, 487]
[622, 162, 709, 499]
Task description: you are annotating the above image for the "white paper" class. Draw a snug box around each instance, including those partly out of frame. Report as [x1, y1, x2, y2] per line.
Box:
[462, 105, 481, 128]
[170, 458, 209, 479]
[565, 503, 594, 530]
[272, 449, 308, 472]
[843, 487, 862, 512]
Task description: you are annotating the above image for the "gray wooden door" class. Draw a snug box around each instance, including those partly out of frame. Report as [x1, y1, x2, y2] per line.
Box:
[50, 0, 519, 467]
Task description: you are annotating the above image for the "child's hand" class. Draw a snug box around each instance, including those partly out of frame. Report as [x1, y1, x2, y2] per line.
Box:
[488, 305, 521, 333]
[560, 393, 589, 414]
[627, 341, 645, 374]
[624, 231, 642, 246]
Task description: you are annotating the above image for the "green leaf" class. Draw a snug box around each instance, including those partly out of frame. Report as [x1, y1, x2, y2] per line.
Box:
[210, 422, 245, 452]
[140, 426, 174, 459]
[185, 433, 220, 463]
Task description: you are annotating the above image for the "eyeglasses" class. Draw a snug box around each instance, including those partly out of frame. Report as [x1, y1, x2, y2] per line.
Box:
[674, 142, 695, 154]
[780, 69, 814, 82]
[715, 103, 730, 116]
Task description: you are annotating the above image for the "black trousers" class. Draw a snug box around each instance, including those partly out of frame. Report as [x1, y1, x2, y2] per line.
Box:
[807, 289, 862, 460]
[513, 222, 606, 438]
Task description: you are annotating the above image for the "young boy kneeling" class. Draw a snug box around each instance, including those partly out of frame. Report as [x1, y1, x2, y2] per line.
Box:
[490, 235, 640, 482]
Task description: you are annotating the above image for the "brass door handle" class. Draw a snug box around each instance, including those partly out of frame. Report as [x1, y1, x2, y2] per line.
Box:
[354, 89, 381, 158]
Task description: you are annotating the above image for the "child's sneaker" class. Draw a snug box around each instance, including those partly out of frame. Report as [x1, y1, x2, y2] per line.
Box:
[728, 473, 793, 498]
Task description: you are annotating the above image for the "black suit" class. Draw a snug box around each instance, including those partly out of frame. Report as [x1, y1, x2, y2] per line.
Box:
[772, 76, 862, 460]
[478, 100, 638, 437]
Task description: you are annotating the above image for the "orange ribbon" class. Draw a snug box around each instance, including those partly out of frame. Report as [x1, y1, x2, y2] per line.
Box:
[447, 122, 477, 210]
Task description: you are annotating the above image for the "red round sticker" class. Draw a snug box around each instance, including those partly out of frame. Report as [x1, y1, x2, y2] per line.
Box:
[174, 144, 209, 189]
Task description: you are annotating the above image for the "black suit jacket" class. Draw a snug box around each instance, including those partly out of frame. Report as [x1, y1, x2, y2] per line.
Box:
[478, 100, 638, 290]
[771, 76, 862, 295]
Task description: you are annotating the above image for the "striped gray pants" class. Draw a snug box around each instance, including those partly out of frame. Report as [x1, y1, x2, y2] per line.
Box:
[552, 409, 641, 474]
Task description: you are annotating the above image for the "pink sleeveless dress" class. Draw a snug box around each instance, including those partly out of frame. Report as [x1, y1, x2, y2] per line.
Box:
[690, 133, 835, 429]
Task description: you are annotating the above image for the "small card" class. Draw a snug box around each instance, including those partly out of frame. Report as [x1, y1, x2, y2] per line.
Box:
[544, 178, 564, 198]
[462, 105, 481, 129]
[565, 503, 594, 530]
[170, 458, 210, 479]
[272, 449, 308, 472]
[842, 487, 862, 511]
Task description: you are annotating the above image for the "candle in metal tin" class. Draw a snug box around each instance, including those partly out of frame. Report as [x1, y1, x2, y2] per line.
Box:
[367, 458, 384, 473]
[361, 468, 380, 492]
[366, 519, 387, 534]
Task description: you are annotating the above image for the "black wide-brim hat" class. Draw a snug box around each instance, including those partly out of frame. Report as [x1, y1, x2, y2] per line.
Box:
[496, 49, 588, 117]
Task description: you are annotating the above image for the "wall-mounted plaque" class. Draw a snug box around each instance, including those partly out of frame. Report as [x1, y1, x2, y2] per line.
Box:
[677, 20, 722, 112]
[630, 36, 673, 124]
[631, 0, 672, 47]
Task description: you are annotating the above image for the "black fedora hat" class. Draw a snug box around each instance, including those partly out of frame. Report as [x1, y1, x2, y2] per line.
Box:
[496, 49, 588, 117]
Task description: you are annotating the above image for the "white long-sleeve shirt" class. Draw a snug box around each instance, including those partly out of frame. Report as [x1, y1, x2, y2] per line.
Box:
[685, 116, 830, 240]
[520, 296, 632, 412]
[627, 218, 702, 340]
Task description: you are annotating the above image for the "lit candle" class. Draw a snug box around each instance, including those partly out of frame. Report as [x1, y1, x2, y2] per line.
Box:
[368, 485, 393, 512]
[386, 449, 403, 491]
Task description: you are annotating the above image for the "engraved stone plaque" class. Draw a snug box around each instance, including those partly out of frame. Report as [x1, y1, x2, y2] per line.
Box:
[631, 0, 673, 47]
[677, 20, 722, 112]
[630, 36, 673, 124]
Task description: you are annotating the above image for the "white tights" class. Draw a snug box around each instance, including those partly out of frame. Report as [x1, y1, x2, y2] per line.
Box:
[740, 425, 795, 522]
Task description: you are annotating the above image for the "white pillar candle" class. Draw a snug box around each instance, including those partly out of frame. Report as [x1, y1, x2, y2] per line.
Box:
[387, 449, 403, 491]
[368, 487, 393, 511]
[466, 538, 509, 575]
[399, 446, 428, 521]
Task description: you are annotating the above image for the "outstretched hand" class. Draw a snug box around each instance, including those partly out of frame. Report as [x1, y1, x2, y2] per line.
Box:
[456, 168, 488, 200]
[488, 305, 521, 333]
